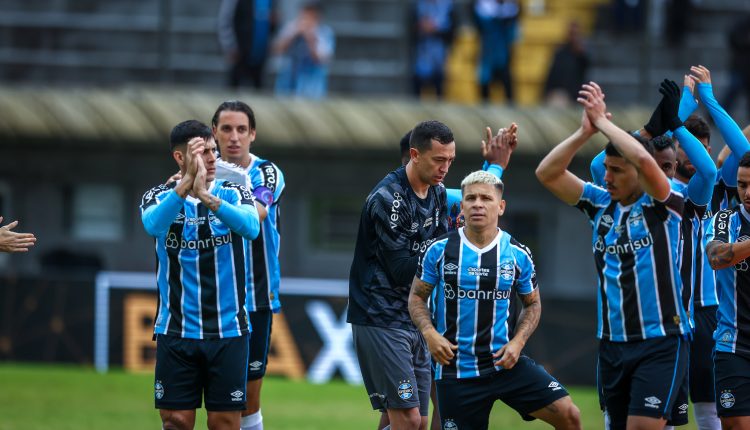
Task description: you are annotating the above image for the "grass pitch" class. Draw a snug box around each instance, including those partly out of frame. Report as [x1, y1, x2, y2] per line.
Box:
[0, 363, 697, 429]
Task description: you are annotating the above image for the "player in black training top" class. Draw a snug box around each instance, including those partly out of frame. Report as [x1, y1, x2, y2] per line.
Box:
[349, 120, 455, 430]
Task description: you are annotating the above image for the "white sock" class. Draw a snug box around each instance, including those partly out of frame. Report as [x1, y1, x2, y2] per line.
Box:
[240, 410, 263, 430]
[603, 410, 610, 430]
[694, 402, 721, 430]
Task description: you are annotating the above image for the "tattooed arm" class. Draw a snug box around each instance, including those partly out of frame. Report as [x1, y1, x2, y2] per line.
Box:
[706, 240, 750, 270]
[409, 277, 458, 365]
[493, 289, 541, 369]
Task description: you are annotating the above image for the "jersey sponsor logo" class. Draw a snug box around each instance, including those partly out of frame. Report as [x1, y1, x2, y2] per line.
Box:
[165, 232, 232, 250]
[261, 164, 278, 191]
[411, 238, 437, 253]
[389, 192, 404, 230]
[223, 181, 254, 202]
[735, 236, 750, 271]
[230, 389, 244, 402]
[444, 283, 511, 301]
[143, 184, 169, 205]
[154, 381, 165, 400]
[467, 266, 490, 277]
[716, 210, 730, 232]
[720, 390, 735, 408]
[499, 262, 515, 281]
[644, 396, 662, 409]
[397, 380, 413, 400]
[702, 209, 713, 221]
[594, 234, 653, 255]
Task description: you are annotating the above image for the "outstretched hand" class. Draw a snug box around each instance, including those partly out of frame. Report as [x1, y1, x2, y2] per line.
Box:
[482, 122, 518, 169]
[0, 216, 36, 253]
[689, 65, 712, 85]
[659, 79, 682, 131]
[577, 82, 608, 125]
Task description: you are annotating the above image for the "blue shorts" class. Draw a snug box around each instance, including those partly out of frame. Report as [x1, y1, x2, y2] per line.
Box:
[714, 352, 750, 417]
[597, 335, 688, 430]
[436, 356, 569, 430]
[154, 333, 249, 411]
[247, 309, 273, 381]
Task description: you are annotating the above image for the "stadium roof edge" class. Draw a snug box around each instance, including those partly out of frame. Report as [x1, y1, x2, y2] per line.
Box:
[0, 85, 650, 155]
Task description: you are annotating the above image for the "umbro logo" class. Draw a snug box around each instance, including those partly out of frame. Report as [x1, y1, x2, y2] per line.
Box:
[678, 403, 688, 414]
[548, 381, 562, 391]
[230, 390, 244, 401]
[444, 263, 458, 274]
[644, 396, 661, 409]
[249, 361, 263, 371]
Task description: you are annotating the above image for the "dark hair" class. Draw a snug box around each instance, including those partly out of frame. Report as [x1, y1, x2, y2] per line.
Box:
[399, 130, 412, 159]
[740, 151, 750, 168]
[684, 114, 710, 143]
[604, 133, 653, 157]
[650, 135, 675, 153]
[170, 120, 212, 151]
[211, 100, 256, 130]
[302, 0, 322, 12]
[409, 120, 454, 152]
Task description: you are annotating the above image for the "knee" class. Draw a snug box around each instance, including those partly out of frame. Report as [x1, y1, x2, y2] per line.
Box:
[561, 403, 581, 430]
[161, 415, 192, 430]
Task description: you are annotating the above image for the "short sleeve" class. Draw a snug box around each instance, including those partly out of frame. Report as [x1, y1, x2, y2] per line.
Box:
[417, 241, 443, 286]
[575, 182, 610, 221]
[511, 240, 537, 295]
[707, 209, 733, 244]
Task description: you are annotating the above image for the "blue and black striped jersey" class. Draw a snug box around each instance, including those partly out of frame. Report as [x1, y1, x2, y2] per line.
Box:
[348, 166, 448, 329]
[706, 206, 750, 359]
[243, 155, 285, 312]
[418, 228, 536, 380]
[140, 179, 260, 339]
[576, 183, 690, 341]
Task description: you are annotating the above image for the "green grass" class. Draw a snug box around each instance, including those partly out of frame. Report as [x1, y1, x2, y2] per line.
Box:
[0, 363, 697, 429]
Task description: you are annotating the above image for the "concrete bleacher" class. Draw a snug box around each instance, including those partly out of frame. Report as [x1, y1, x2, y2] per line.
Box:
[445, 0, 609, 105]
[0, 0, 412, 94]
[587, 0, 750, 109]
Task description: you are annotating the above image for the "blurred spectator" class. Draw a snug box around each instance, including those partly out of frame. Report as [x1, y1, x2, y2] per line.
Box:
[472, 0, 520, 104]
[612, 0, 645, 34]
[543, 21, 590, 107]
[722, 14, 750, 122]
[272, 1, 335, 99]
[218, 0, 276, 89]
[664, 0, 691, 46]
[411, 0, 456, 99]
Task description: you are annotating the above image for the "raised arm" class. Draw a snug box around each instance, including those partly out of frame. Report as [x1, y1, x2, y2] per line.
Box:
[675, 126, 716, 205]
[535, 111, 592, 205]
[691, 65, 750, 158]
[0, 217, 36, 253]
[580, 81, 671, 201]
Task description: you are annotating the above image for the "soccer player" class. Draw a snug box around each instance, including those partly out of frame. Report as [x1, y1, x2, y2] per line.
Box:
[0, 216, 35, 253]
[705, 151, 750, 429]
[536, 82, 691, 430]
[349, 120, 456, 430]
[381, 127, 514, 430]
[211, 100, 285, 430]
[409, 170, 581, 430]
[140, 120, 260, 430]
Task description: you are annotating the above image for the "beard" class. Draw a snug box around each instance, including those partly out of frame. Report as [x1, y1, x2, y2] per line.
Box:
[675, 162, 694, 180]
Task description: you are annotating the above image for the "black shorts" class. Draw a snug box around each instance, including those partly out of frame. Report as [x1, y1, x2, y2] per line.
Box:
[690, 305, 718, 403]
[352, 324, 431, 416]
[666, 374, 690, 426]
[154, 333, 249, 411]
[247, 309, 273, 381]
[597, 335, 688, 430]
[714, 352, 750, 417]
[436, 356, 569, 430]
